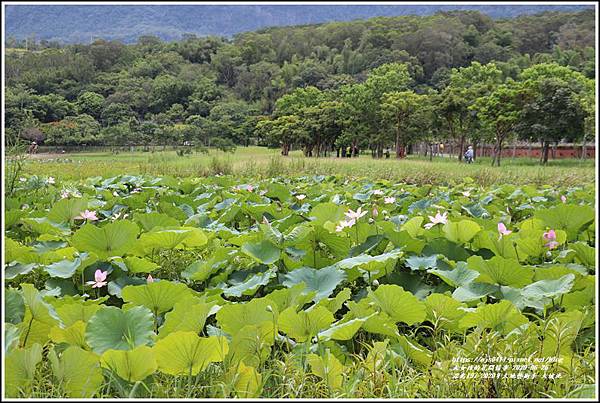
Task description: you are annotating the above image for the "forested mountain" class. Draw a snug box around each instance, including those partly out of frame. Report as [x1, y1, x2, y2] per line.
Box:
[5, 9, 595, 164]
[5, 4, 594, 43]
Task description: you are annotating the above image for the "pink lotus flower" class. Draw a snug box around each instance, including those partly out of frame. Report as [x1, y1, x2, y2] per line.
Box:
[87, 270, 108, 288]
[372, 189, 384, 196]
[384, 197, 396, 204]
[424, 211, 448, 229]
[76, 210, 98, 221]
[247, 185, 254, 192]
[461, 191, 471, 197]
[560, 195, 567, 203]
[147, 274, 154, 283]
[296, 194, 306, 201]
[60, 190, 70, 199]
[345, 207, 368, 221]
[336, 219, 356, 232]
[543, 229, 559, 249]
[498, 222, 512, 237]
[47, 177, 56, 184]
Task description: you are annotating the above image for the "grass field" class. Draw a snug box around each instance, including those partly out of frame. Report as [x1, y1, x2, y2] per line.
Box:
[21, 146, 596, 187]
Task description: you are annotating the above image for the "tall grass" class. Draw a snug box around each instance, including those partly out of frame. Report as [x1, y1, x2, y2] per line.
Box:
[22, 147, 595, 186]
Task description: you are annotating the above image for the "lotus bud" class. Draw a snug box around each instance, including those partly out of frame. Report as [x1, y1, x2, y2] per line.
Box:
[266, 305, 273, 313]
[372, 279, 379, 288]
[372, 207, 379, 218]
[147, 274, 154, 283]
[546, 251, 552, 258]
[368, 218, 374, 224]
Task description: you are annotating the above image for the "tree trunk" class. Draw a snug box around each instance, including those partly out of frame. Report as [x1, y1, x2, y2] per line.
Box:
[429, 143, 433, 161]
[395, 129, 402, 158]
[541, 140, 550, 164]
[458, 135, 465, 162]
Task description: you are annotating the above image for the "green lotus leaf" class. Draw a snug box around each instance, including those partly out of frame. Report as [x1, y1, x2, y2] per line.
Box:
[5, 209, 27, 229]
[282, 266, 346, 303]
[452, 282, 499, 302]
[48, 345, 103, 397]
[317, 315, 373, 341]
[122, 280, 193, 315]
[424, 293, 467, 333]
[5, 323, 21, 354]
[217, 298, 277, 335]
[107, 273, 147, 298]
[565, 242, 595, 269]
[123, 256, 159, 273]
[100, 345, 157, 382]
[182, 247, 236, 282]
[472, 231, 518, 260]
[521, 274, 575, 301]
[4, 343, 43, 397]
[315, 287, 351, 314]
[154, 331, 228, 376]
[381, 228, 425, 254]
[265, 182, 291, 202]
[223, 270, 276, 297]
[307, 350, 344, 391]
[344, 299, 398, 338]
[278, 306, 334, 342]
[48, 197, 90, 223]
[20, 283, 61, 327]
[405, 254, 438, 271]
[459, 300, 529, 335]
[5, 262, 37, 280]
[21, 217, 71, 236]
[309, 202, 346, 226]
[428, 261, 480, 288]
[226, 323, 274, 368]
[422, 238, 470, 262]
[263, 283, 315, 312]
[335, 250, 402, 276]
[367, 284, 426, 325]
[391, 335, 432, 367]
[443, 220, 482, 244]
[49, 321, 88, 349]
[400, 216, 425, 238]
[158, 299, 216, 339]
[71, 220, 139, 260]
[225, 361, 262, 398]
[467, 255, 534, 287]
[44, 253, 97, 278]
[5, 238, 38, 263]
[85, 306, 155, 354]
[135, 212, 180, 232]
[533, 204, 595, 241]
[135, 229, 193, 254]
[241, 240, 281, 265]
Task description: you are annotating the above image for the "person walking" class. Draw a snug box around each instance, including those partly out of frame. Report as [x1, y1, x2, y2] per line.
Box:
[464, 145, 474, 163]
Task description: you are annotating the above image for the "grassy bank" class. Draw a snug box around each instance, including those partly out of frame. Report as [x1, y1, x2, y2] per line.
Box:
[19, 146, 596, 187]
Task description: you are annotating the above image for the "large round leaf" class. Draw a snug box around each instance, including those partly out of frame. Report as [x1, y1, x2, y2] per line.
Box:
[71, 221, 139, 260]
[85, 306, 154, 354]
[121, 281, 193, 315]
[241, 240, 281, 265]
[154, 331, 228, 376]
[100, 345, 157, 382]
[48, 346, 103, 398]
[282, 266, 346, 303]
[367, 284, 426, 325]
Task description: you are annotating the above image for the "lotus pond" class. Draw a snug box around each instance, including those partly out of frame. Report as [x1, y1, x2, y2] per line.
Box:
[3, 174, 596, 398]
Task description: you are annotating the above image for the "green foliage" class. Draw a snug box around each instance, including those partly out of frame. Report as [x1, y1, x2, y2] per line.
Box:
[3, 174, 596, 398]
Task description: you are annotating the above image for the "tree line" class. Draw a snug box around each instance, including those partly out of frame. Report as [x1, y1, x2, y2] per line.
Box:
[4, 9, 595, 164]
